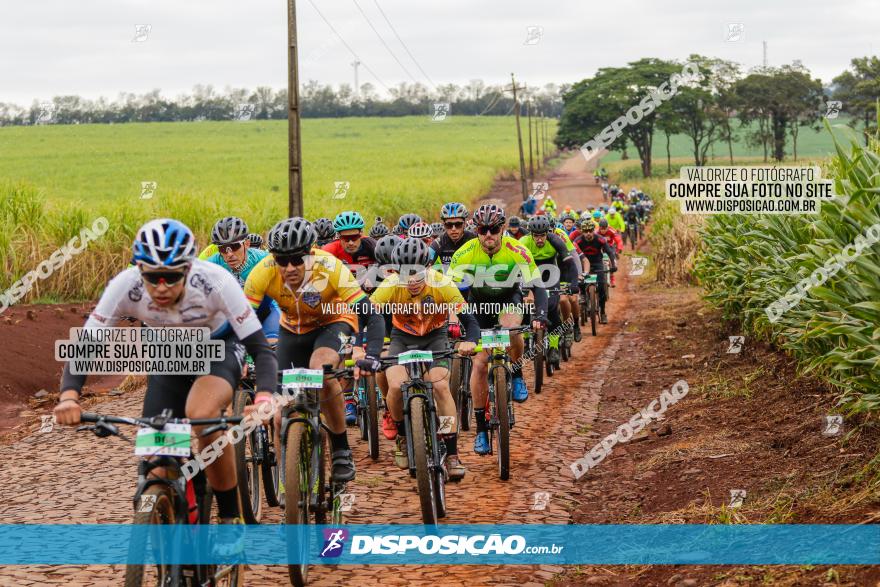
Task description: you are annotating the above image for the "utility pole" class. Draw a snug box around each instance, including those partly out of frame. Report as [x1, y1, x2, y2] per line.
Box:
[505, 73, 528, 201]
[537, 109, 543, 166]
[351, 60, 361, 97]
[287, 0, 303, 216]
[762, 41, 767, 67]
[527, 98, 534, 178]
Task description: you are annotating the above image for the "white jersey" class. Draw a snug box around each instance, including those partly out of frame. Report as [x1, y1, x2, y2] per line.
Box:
[85, 260, 262, 339]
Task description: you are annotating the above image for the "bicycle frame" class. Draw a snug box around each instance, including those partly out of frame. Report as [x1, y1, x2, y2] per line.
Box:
[279, 386, 327, 516]
[400, 359, 444, 479]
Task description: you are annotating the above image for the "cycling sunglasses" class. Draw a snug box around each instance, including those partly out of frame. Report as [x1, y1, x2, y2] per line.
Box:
[476, 225, 503, 236]
[218, 241, 244, 254]
[531, 231, 548, 238]
[273, 253, 307, 267]
[444, 221, 465, 229]
[141, 270, 187, 287]
[338, 233, 362, 243]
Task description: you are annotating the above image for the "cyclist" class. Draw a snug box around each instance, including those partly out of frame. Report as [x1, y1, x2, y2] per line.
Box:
[571, 222, 617, 324]
[54, 219, 279, 525]
[369, 221, 390, 239]
[431, 202, 476, 267]
[408, 221, 436, 247]
[314, 217, 337, 247]
[448, 205, 548, 455]
[606, 206, 626, 233]
[519, 216, 579, 364]
[506, 216, 529, 239]
[519, 195, 538, 217]
[247, 233, 265, 250]
[244, 218, 386, 481]
[396, 213, 422, 237]
[541, 194, 557, 216]
[596, 218, 623, 287]
[205, 216, 280, 345]
[370, 238, 480, 480]
[430, 222, 444, 238]
[622, 205, 640, 247]
[373, 235, 401, 441]
[560, 212, 577, 235]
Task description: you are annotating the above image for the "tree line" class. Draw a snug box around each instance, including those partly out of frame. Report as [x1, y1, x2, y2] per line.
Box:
[0, 81, 566, 126]
[555, 55, 880, 176]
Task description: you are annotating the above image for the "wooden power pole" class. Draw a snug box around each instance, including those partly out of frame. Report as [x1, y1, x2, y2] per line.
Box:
[505, 74, 528, 201]
[526, 98, 534, 178]
[287, 0, 304, 217]
[537, 109, 543, 167]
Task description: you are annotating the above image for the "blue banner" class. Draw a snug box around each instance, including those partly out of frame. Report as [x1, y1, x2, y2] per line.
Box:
[0, 524, 877, 565]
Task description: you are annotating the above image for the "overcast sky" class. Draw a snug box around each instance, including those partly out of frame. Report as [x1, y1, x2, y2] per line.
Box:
[3, 0, 877, 104]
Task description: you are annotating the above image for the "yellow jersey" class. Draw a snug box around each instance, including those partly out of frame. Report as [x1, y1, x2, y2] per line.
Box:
[244, 249, 366, 334]
[370, 269, 467, 337]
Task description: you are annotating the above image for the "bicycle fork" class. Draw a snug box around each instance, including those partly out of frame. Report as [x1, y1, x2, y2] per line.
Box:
[401, 382, 446, 479]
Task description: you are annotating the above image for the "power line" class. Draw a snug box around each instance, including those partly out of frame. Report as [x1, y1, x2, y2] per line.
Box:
[351, 0, 421, 86]
[372, 0, 437, 89]
[304, 0, 391, 92]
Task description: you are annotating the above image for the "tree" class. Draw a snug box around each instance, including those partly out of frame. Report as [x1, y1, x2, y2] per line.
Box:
[833, 56, 880, 144]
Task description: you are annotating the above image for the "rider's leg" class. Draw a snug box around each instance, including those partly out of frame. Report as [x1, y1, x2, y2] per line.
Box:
[187, 375, 237, 517]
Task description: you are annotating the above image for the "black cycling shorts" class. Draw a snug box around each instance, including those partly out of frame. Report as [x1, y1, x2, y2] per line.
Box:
[387, 326, 450, 369]
[469, 291, 525, 329]
[277, 321, 354, 370]
[141, 334, 246, 418]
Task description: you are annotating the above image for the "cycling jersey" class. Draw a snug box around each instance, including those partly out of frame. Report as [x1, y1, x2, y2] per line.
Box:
[447, 236, 540, 299]
[244, 250, 366, 334]
[431, 231, 476, 267]
[205, 247, 280, 341]
[572, 234, 616, 270]
[507, 227, 529, 239]
[597, 228, 623, 253]
[606, 212, 626, 233]
[369, 268, 467, 337]
[517, 233, 578, 288]
[321, 237, 377, 269]
[520, 197, 538, 216]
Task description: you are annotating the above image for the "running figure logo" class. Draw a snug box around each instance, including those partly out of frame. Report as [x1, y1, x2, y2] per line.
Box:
[432, 103, 450, 122]
[320, 528, 349, 558]
[727, 336, 745, 354]
[822, 415, 843, 437]
[824, 101, 842, 119]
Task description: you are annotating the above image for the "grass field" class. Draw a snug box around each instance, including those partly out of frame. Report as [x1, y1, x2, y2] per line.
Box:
[598, 117, 863, 163]
[0, 116, 557, 301]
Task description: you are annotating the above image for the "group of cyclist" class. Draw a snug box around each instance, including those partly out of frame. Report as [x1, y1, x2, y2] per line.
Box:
[53, 178, 652, 526]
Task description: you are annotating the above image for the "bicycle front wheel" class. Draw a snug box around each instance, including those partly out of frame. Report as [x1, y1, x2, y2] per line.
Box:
[533, 330, 544, 394]
[285, 422, 313, 587]
[233, 389, 262, 524]
[589, 287, 598, 336]
[410, 396, 438, 524]
[124, 485, 176, 587]
[492, 367, 511, 480]
[366, 376, 379, 461]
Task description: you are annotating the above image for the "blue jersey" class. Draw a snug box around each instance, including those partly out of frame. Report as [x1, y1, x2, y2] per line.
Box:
[207, 248, 280, 341]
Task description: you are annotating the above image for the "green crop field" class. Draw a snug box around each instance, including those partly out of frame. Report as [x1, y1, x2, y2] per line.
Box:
[0, 116, 557, 302]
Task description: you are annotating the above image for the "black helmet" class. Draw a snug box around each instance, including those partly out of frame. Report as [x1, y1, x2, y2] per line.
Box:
[527, 215, 552, 234]
[397, 213, 422, 232]
[313, 218, 336, 241]
[369, 223, 390, 239]
[508, 217, 521, 228]
[473, 204, 505, 227]
[211, 216, 249, 245]
[430, 222, 444, 237]
[246, 233, 264, 249]
[392, 237, 431, 267]
[267, 217, 316, 254]
[598, 218, 609, 229]
[374, 235, 399, 265]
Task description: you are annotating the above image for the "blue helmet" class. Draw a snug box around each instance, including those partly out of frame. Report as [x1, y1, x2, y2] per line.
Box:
[133, 219, 197, 269]
[398, 213, 422, 232]
[592, 211, 603, 219]
[440, 202, 468, 220]
[333, 211, 365, 232]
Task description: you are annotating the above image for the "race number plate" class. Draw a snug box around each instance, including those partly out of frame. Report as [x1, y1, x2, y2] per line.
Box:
[480, 329, 511, 348]
[282, 368, 324, 389]
[584, 274, 598, 284]
[135, 423, 192, 457]
[398, 350, 433, 364]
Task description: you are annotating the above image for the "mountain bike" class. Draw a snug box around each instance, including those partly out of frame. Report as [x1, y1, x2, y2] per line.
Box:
[278, 366, 348, 586]
[449, 350, 473, 433]
[379, 348, 459, 524]
[478, 325, 530, 480]
[79, 410, 244, 587]
[626, 221, 638, 250]
[602, 254, 612, 302]
[580, 272, 602, 336]
[350, 361, 380, 461]
[232, 356, 280, 524]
